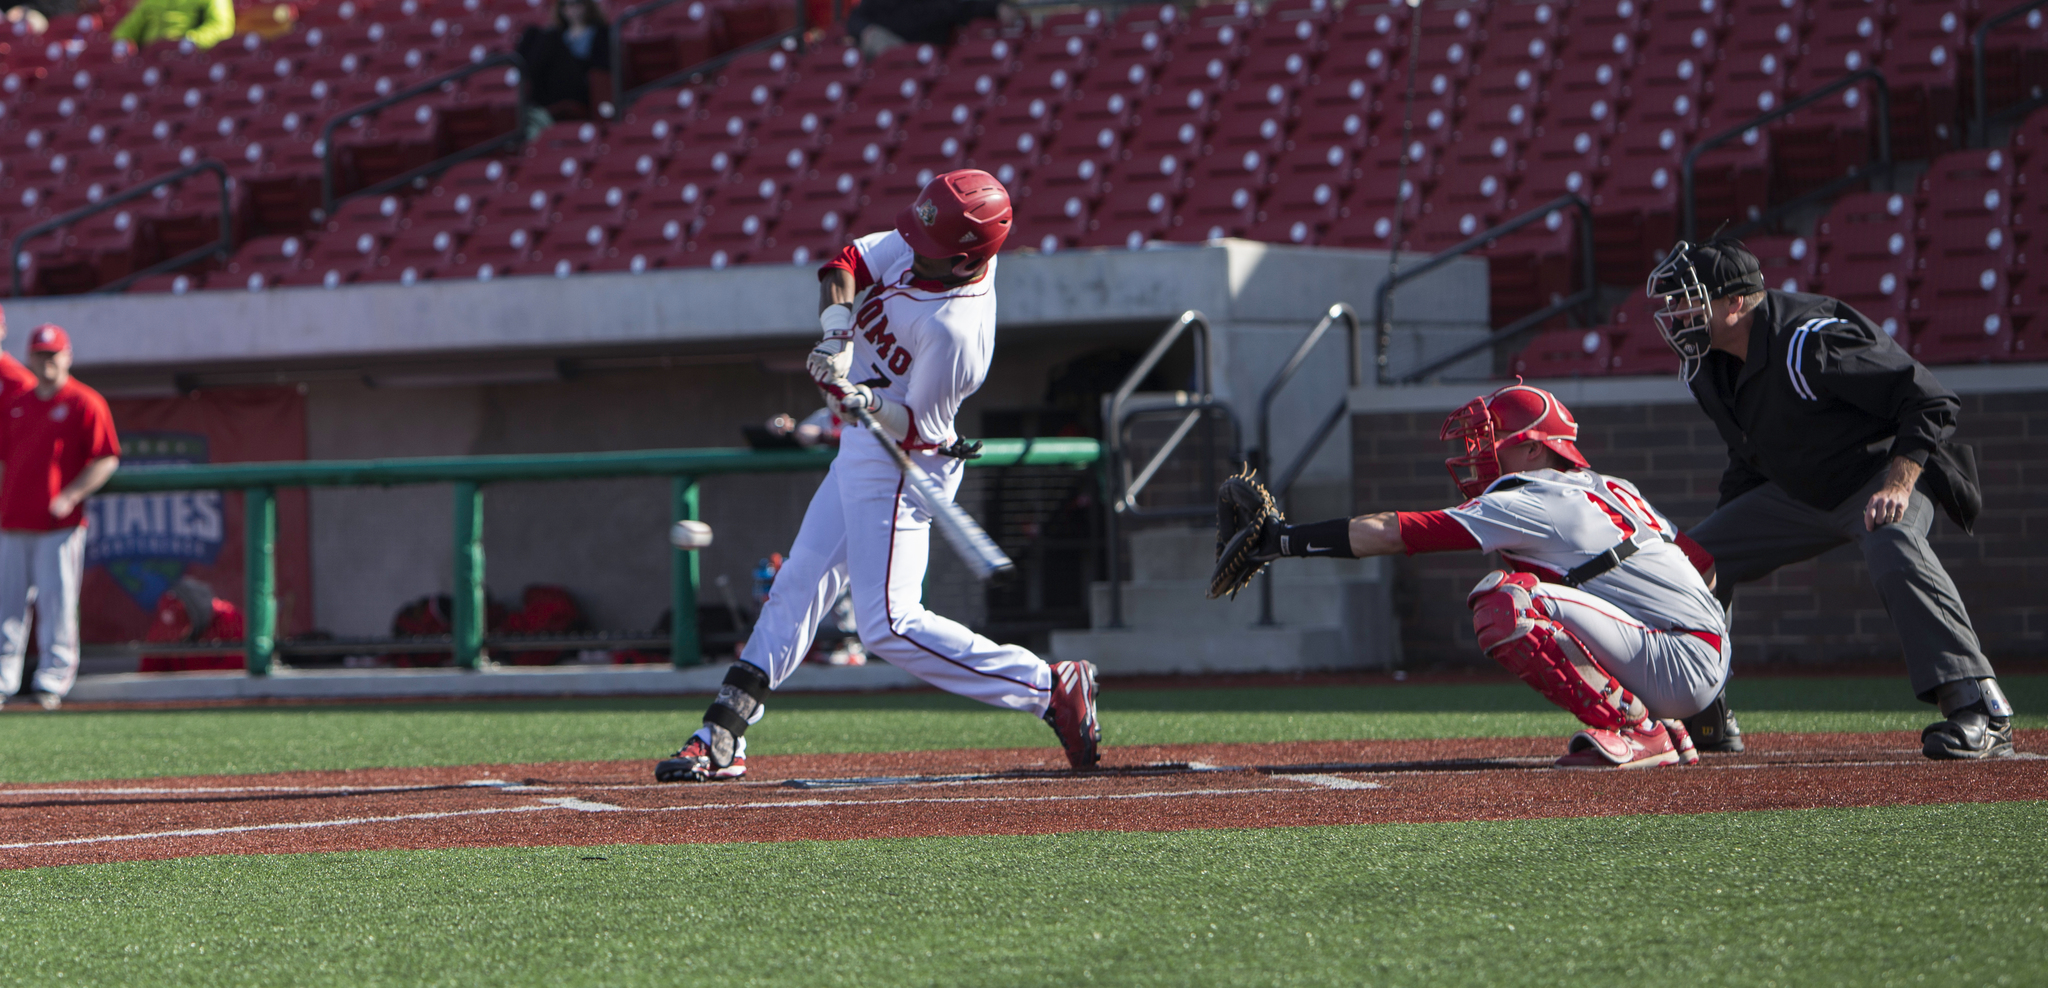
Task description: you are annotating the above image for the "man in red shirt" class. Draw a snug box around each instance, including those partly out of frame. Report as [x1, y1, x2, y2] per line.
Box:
[0, 325, 120, 710]
[0, 306, 41, 403]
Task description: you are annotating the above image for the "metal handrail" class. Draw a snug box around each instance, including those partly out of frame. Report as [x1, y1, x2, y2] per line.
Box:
[1101, 310, 1228, 629]
[1105, 310, 1216, 512]
[103, 438, 1097, 491]
[1251, 302, 1359, 626]
[318, 51, 529, 213]
[1971, 0, 2048, 146]
[9, 160, 233, 297]
[1682, 68, 1891, 241]
[1376, 194, 1596, 385]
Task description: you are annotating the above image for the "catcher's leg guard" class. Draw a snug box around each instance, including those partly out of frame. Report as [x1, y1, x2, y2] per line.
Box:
[656, 662, 770, 782]
[1468, 571, 1648, 731]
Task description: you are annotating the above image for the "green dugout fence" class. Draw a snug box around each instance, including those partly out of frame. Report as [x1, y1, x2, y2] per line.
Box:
[99, 439, 1102, 675]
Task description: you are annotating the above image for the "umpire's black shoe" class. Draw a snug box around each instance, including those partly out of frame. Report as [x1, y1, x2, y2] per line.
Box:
[1922, 703, 2015, 760]
[1682, 694, 1744, 754]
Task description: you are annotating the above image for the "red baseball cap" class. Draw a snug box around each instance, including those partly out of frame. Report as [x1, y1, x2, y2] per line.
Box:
[27, 324, 69, 353]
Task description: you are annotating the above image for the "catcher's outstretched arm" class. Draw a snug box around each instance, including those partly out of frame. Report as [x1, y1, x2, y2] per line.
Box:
[1208, 468, 1408, 599]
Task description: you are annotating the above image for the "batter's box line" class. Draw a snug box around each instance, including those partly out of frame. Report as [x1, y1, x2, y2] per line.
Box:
[0, 785, 1328, 853]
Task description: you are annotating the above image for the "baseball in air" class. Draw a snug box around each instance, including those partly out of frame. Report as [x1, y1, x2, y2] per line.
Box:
[669, 520, 714, 550]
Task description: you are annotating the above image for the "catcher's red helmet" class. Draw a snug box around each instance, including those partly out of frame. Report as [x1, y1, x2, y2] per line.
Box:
[1440, 383, 1590, 498]
[896, 169, 1012, 273]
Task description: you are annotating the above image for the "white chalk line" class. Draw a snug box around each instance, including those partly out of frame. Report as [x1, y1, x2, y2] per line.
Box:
[0, 780, 518, 798]
[1291, 775, 1387, 790]
[0, 785, 1322, 853]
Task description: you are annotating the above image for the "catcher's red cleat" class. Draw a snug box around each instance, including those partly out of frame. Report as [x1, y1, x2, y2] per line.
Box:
[1556, 720, 1694, 769]
[1044, 660, 1101, 769]
[654, 736, 747, 782]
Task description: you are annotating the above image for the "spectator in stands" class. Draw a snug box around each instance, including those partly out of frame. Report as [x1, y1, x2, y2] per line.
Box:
[846, 0, 1011, 59]
[4, 0, 79, 37]
[111, 0, 235, 49]
[517, 0, 612, 138]
[0, 325, 119, 711]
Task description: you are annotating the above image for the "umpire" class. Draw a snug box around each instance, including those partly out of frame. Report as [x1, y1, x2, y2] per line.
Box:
[1646, 239, 2014, 760]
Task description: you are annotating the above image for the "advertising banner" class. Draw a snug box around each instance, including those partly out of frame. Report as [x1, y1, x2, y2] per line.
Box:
[80, 387, 312, 643]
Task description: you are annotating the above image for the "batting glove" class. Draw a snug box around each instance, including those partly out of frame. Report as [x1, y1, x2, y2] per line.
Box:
[806, 303, 856, 386]
[837, 385, 910, 441]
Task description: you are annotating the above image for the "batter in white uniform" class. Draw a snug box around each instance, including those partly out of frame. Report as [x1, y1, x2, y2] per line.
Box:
[656, 170, 1102, 782]
[1221, 384, 1729, 768]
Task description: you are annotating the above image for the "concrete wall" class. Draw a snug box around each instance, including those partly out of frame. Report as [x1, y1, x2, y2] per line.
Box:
[1349, 366, 2048, 670]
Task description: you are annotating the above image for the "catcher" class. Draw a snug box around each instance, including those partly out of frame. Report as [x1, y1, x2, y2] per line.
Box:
[1211, 384, 1729, 768]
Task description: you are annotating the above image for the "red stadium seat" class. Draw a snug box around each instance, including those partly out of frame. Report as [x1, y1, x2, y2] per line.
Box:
[1818, 258, 1913, 340]
[1818, 192, 1919, 268]
[1748, 234, 1820, 294]
[1171, 181, 1261, 241]
[1511, 128, 1605, 213]
[1510, 327, 1612, 379]
[1455, 66, 1543, 145]
[1542, 61, 1627, 138]
[1009, 186, 1094, 253]
[1479, 207, 1584, 332]
[1081, 177, 1179, 249]
[1605, 293, 1679, 377]
[1209, 109, 1293, 158]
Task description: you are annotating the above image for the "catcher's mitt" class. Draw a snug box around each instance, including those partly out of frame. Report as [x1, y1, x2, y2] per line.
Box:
[1209, 467, 1284, 600]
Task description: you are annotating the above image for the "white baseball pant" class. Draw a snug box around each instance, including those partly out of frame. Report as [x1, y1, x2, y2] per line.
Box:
[1528, 581, 1729, 720]
[738, 427, 1053, 713]
[0, 526, 86, 698]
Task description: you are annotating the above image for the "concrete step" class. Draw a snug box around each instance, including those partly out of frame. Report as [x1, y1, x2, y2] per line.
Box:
[1125, 526, 1383, 584]
[1089, 578, 1357, 630]
[1049, 625, 1351, 676]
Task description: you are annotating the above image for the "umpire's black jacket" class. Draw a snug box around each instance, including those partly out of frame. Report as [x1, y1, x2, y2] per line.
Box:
[1688, 290, 1979, 528]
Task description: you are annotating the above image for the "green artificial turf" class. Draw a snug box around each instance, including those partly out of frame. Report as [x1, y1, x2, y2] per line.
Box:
[1, 802, 2042, 987]
[2, 675, 2042, 783]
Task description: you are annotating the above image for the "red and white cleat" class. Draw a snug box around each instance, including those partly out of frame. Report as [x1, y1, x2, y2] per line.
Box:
[1044, 660, 1101, 769]
[1555, 720, 1691, 769]
[1665, 718, 1701, 766]
[654, 736, 747, 782]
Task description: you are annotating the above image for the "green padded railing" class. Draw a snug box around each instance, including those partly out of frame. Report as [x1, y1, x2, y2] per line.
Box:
[99, 438, 1102, 675]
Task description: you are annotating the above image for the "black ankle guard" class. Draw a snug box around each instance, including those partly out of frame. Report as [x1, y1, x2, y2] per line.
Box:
[1279, 519, 1357, 558]
[702, 662, 771, 739]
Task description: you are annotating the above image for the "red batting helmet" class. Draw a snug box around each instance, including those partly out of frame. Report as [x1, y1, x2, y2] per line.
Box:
[896, 169, 1011, 274]
[1440, 383, 1590, 499]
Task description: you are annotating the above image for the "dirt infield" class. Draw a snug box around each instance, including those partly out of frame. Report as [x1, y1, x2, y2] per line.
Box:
[2, 731, 2041, 870]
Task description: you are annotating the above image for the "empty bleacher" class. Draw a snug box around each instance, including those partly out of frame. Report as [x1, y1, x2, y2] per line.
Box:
[3, 0, 2046, 372]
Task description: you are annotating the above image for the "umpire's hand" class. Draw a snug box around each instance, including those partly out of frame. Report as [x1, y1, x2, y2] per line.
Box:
[1864, 456, 1922, 531]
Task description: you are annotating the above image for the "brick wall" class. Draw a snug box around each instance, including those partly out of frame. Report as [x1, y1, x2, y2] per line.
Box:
[1352, 390, 2048, 670]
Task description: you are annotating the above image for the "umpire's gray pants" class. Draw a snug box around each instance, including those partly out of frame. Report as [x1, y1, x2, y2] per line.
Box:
[1687, 472, 1992, 702]
[0, 526, 86, 698]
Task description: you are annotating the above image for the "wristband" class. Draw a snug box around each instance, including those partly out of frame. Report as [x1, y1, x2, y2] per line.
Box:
[819, 304, 854, 339]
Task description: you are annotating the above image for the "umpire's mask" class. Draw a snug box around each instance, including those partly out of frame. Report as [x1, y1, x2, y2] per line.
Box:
[1647, 239, 1765, 363]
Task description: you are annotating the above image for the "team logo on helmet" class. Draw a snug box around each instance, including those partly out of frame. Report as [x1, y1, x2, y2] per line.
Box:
[915, 200, 938, 226]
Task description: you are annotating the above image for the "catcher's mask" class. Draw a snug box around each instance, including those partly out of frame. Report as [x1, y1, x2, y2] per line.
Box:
[1647, 239, 1765, 365]
[1441, 384, 1590, 499]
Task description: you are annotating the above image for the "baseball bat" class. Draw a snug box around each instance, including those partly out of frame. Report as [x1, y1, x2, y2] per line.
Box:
[844, 404, 1016, 583]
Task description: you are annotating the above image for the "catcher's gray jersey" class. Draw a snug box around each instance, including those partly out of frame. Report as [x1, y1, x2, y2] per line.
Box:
[1445, 469, 1727, 637]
